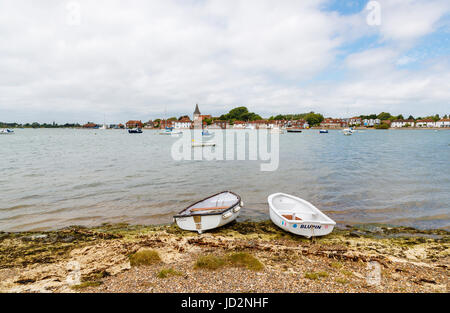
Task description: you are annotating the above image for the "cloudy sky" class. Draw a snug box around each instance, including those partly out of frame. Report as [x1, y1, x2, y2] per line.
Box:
[0, 0, 449, 123]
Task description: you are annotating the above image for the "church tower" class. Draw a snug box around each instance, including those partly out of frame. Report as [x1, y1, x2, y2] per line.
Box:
[193, 103, 202, 129]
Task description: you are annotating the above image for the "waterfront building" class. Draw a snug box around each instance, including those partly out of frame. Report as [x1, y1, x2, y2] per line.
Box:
[321, 118, 348, 128]
[232, 121, 246, 129]
[126, 120, 143, 129]
[144, 120, 154, 129]
[248, 120, 270, 129]
[173, 116, 192, 129]
[289, 119, 308, 128]
[83, 123, 98, 128]
[363, 119, 381, 127]
[349, 117, 362, 126]
[159, 119, 174, 129]
[391, 120, 415, 128]
[416, 119, 436, 127]
[436, 118, 450, 128]
[210, 120, 228, 129]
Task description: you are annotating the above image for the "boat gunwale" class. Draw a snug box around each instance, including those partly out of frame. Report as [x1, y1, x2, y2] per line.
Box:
[268, 192, 336, 226]
[173, 190, 241, 218]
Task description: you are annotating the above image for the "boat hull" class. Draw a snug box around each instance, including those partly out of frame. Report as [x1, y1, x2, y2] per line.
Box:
[192, 142, 215, 147]
[269, 209, 334, 238]
[268, 193, 335, 238]
[174, 206, 241, 234]
[174, 191, 242, 234]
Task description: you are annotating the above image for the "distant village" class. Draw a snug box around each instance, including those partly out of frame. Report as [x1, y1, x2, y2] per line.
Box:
[88, 105, 450, 130]
[2, 104, 449, 129]
[79, 105, 450, 130]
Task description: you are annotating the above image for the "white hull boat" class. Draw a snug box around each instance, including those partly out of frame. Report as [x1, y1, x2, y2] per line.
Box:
[171, 130, 183, 136]
[192, 141, 215, 147]
[268, 193, 335, 238]
[174, 191, 243, 234]
[343, 128, 354, 135]
[0, 128, 14, 135]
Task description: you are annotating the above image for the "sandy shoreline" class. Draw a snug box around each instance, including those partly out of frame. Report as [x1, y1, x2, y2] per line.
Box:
[0, 221, 448, 293]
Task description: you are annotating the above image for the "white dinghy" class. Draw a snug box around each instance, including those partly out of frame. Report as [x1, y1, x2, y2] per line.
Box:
[268, 193, 335, 238]
[174, 191, 243, 234]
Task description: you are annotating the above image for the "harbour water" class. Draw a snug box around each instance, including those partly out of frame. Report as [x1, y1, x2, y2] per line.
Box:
[1, 128, 449, 231]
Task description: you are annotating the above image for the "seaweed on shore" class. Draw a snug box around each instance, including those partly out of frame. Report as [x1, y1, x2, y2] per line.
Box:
[1, 221, 448, 271]
[0, 226, 122, 269]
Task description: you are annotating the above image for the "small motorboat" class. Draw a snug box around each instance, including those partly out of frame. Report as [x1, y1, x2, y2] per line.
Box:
[128, 128, 143, 133]
[319, 129, 328, 133]
[287, 128, 302, 133]
[173, 191, 243, 234]
[159, 127, 174, 135]
[202, 130, 213, 137]
[268, 193, 335, 238]
[343, 130, 352, 136]
[171, 130, 183, 137]
[0, 128, 14, 135]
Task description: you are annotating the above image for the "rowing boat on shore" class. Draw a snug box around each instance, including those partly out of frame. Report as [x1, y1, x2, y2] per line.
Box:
[268, 193, 335, 238]
[173, 191, 243, 234]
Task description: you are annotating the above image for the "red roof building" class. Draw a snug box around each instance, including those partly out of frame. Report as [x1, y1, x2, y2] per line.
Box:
[320, 118, 348, 128]
[159, 119, 174, 129]
[212, 120, 228, 129]
[126, 120, 143, 128]
[83, 123, 98, 128]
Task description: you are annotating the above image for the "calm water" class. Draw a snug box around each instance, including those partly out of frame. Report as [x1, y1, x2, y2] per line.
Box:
[1, 128, 449, 231]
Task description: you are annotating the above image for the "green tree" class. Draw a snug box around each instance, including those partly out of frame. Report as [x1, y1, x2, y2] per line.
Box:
[304, 112, 324, 126]
[228, 107, 249, 119]
[220, 106, 261, 121]
[408, 115, 415, 120]
[377, 112, 391, 120]
[375, 123, 389, 129]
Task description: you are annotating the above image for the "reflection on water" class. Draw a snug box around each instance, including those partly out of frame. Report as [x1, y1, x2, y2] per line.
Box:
[0, 128, 449, 231]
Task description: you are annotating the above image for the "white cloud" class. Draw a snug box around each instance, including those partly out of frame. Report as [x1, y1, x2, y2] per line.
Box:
[0, 0, 449, 123]
[376, 0, 450, 42]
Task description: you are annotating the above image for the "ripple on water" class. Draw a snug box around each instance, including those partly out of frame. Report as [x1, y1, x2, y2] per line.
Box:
[1, 129, 449, 231]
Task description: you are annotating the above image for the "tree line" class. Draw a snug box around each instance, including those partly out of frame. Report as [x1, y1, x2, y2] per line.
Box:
[362, 112, 447, 122]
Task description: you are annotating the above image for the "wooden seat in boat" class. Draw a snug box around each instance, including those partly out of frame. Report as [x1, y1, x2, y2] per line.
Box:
[282, 214, 302, 221]
[190, 206, 229, 212]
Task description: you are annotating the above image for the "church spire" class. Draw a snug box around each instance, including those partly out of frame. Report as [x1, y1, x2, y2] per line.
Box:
[194, 103, 201, 115]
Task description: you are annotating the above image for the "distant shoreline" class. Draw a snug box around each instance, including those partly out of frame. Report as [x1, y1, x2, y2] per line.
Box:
[3, 126, 450, 130]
